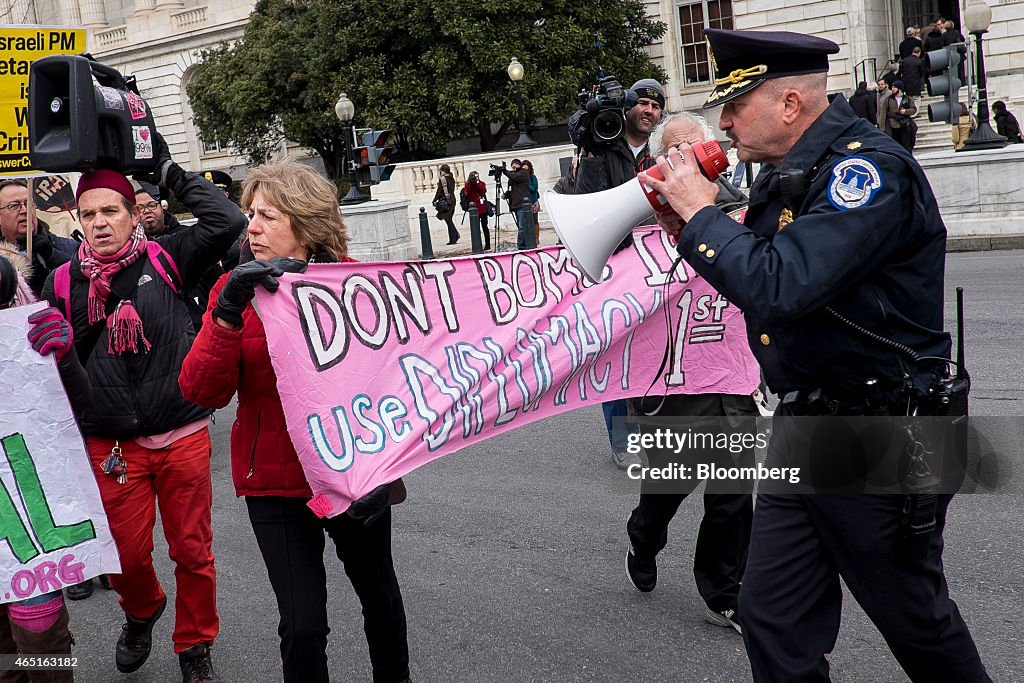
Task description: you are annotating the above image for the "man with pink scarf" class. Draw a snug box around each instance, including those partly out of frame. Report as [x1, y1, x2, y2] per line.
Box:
[42, 140, 245, 682]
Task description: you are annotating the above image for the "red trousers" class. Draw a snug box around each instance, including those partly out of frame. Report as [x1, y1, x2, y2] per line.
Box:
[86, 428, 218, 653]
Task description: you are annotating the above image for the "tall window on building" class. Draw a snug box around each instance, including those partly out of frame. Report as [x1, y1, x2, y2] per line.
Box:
[181, 67, 224, 157]
[678, 0, 734, 86]
[202, 137, 223, 155]
[901, 0, 960, 35]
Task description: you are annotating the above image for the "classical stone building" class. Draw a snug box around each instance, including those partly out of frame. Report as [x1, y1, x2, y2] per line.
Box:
[648, 0, 1023, 127]
[3, 0, 255, 178]
[4, 0, 1022, 178]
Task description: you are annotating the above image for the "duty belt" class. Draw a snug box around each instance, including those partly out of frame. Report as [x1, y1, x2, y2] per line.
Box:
[779, 386, 910, 417]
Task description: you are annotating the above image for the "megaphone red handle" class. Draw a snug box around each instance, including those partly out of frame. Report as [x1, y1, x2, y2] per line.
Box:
[639, 166, 668, 211]
[639, 141, 729, 211]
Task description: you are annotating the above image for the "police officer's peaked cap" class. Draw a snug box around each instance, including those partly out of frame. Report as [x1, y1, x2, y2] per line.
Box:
[202, 170, 233, 189]
[702, 29, 839, 108]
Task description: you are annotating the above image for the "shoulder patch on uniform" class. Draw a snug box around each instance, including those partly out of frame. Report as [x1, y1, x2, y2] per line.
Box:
[827, 155, 882, 210]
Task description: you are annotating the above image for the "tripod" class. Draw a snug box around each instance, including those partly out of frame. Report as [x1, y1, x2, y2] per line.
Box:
[491, 174, 504, 252]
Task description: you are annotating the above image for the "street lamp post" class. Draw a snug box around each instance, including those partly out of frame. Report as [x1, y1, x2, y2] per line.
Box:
[334, 91, 371, 204]
[960, 0, 1008, 151]
[507, 58, 537, 149]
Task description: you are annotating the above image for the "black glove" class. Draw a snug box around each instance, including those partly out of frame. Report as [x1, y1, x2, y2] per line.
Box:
[29, 229, 54, 264]
[214, 257, 307, 326]
[577, 128, 598, 156]
[131, 132, 174, 188]
[346, 479, 406, 527]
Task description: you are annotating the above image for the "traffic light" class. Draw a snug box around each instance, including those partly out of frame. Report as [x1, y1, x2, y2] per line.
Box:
[350, 143, 373, 187]
[360, 129, 397, 184]
[926, 46, 962, 124]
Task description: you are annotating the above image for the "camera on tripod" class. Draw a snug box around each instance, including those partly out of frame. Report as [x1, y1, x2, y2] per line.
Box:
[568, 75, 638, 149]
[488, 162, 506, 181]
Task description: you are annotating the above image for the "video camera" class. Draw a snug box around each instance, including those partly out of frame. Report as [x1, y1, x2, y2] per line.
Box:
[488, 162, 506, 181]
[568, 74, 638, 149]
[28, 54, 160, 174]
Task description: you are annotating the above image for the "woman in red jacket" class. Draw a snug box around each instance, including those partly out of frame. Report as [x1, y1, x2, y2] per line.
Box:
[179, 161, 410, 683]
[464, 170, 490, 250]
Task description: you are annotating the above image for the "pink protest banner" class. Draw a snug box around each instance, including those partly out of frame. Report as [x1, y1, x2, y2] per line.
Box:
[255, 226, 761, 517]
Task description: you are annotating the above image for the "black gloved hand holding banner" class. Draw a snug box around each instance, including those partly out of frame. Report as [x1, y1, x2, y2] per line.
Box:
[214, 257, 307, 327]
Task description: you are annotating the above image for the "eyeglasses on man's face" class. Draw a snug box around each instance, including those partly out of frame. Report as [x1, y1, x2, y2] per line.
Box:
[136, 202, 161, 213]
[1, 201, 28, 213]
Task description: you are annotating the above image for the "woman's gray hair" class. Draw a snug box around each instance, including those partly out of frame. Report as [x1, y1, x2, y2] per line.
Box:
[648, 111, 714, 156]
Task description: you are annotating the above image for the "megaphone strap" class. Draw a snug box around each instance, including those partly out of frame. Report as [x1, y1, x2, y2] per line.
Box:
[637, 252, 688, 417]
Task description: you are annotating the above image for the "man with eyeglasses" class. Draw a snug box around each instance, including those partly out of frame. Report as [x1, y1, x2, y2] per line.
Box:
[0, 178, 77, 295]
[135, 181, 179, 238]
[134, 180, 222, 331]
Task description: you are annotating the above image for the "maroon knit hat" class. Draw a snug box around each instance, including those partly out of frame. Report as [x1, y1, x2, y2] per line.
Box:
[75, 169, 136, 204]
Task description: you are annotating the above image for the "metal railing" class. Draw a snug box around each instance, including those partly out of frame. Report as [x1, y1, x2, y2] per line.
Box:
[854, 58, 878, 89]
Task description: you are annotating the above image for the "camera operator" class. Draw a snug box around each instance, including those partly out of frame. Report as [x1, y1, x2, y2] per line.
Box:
[575, 78, 664, 198]
[572, 78, 665, 469]
[499, 159, 532, 250]
[41, 134, 245, 680]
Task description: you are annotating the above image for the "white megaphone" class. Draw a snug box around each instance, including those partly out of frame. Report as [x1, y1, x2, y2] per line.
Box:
[545, 140, 728, 283]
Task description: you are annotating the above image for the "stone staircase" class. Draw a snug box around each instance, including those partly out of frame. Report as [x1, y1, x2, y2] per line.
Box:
[912, 94, 962, 155]
[910, 87, 1015, 155]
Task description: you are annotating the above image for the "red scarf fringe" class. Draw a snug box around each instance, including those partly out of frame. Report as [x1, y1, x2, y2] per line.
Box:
[107, 300, 151, 355]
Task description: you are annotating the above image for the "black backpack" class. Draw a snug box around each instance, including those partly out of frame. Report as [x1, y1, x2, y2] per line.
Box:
[459, 187, 471, 212]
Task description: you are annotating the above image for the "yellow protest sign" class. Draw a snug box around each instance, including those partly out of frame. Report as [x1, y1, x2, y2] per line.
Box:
[0, 25, 86, 177]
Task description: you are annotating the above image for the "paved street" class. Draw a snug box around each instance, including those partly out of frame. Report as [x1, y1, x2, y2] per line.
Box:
[65, 251, 1023, 682]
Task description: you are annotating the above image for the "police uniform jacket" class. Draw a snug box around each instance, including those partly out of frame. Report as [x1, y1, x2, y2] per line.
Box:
[676, 95, 950, 398]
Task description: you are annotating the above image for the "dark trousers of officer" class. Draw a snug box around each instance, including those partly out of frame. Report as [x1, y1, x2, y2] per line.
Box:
[626, 394, 755, 611]
[740, 405, 990, 683]
[246, 497, 410, 683]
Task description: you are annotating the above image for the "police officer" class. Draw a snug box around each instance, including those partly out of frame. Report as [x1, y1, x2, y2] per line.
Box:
[641, 29, 990, 682]
[202, 170, 234, 199]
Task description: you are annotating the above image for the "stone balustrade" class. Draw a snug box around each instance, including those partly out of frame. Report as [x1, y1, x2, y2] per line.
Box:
[94, 26, 127, 48]
[172, 6, 207, 30]
[373, 143, 577, 236]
